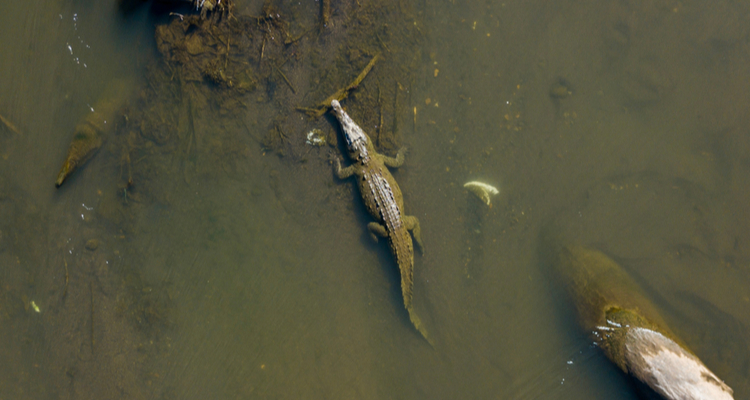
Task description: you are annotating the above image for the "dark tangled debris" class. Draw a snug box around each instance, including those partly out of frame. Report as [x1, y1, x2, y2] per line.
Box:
[57, 0, 426, 188]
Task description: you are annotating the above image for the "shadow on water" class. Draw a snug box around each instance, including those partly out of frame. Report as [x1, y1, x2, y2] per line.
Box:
[1, 0, 750, 399]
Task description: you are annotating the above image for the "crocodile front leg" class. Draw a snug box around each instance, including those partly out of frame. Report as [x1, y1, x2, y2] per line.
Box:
[334, 157, 358, 179]
[404, 215, 424, 252]
[382, 147, 407, 168]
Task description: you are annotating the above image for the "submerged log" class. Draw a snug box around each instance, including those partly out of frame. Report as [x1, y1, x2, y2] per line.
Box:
[554, 245, 734, 400]
[56, 80, 132, 188]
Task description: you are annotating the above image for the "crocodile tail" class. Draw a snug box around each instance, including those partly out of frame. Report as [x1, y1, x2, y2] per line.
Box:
[407, 306, 434, 347]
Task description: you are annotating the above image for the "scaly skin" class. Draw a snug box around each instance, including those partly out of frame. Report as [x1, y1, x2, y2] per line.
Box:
[330, 100, 431, 344]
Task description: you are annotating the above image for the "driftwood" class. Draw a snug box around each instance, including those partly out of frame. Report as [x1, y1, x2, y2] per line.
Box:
[297, 53, 380, 118]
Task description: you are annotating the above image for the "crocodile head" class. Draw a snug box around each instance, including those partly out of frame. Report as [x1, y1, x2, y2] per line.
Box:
[331, 100, 370, 163]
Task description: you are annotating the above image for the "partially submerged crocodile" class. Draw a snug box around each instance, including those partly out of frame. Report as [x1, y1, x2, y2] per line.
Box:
[555, 246, 734, 400]
[330, 99, 431, 344]
[56, 79, 132, 187]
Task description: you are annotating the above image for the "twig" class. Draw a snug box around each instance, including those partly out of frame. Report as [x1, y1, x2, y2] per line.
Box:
[297, 53, 381, 118]
[259, 36, 266, 67]
[320, 0, 331, 30]
[0, 113, 21, 135]
[126, 151, 133, 187]
[393, 80, 400, 136]
[377, 82, 384, 147]
[409, 77, 416, 136]
[284, 28, 312, 45]
[274, 124, 289, 143]
[90, 281, 95, 355]
[273, 64, 296, 93]
[63, 258, 69, 299]
[225, 36, 230, 70]
[376, 34, 390, 53]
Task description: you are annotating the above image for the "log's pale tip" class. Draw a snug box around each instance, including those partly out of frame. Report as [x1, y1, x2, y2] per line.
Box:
[464, 181, 499, 206]
[625, 327, 734, 400]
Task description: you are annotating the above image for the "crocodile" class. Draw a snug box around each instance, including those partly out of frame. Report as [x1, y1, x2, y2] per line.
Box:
[554, 246, 734, 399]
[56, 79, 132, 187]
[330, 99, 431, 344]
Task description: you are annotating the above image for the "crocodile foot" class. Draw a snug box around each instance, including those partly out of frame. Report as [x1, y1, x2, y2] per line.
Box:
[404, 215, 424, 253]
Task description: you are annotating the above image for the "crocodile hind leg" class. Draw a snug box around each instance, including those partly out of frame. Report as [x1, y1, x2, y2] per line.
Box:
[367, 222, 388, 243]
[403, 215, 424, 253]
[382, 147, 407, 168]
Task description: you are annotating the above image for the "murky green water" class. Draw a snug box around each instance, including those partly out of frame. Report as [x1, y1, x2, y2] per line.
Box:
[1, 0, 749, 399]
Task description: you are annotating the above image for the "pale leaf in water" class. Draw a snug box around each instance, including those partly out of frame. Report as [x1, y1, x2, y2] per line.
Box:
[464, 181, 499, 206]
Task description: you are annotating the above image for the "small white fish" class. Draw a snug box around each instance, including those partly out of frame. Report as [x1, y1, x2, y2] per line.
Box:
[30, 301, 40, 313]
[464, 181, 499, 206]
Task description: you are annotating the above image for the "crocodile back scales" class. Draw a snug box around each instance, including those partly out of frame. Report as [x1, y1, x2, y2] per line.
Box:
[360, 166, 415, 307]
